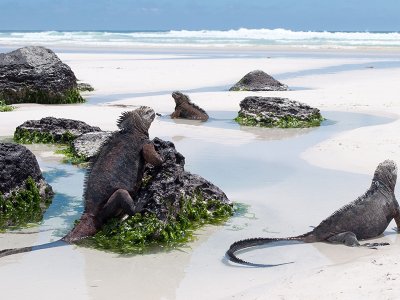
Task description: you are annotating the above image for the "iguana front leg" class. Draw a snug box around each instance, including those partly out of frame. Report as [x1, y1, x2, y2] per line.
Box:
[327, 231, 360, 246]
[143, 143, 163, 166]
[171, 108, 182, 119]
[394, 210, 400, 232]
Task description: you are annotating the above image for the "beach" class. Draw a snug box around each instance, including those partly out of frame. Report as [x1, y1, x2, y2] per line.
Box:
[1, 46, 400, 299]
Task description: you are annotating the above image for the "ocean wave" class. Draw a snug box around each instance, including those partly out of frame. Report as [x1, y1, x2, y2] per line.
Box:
[0, 28, 399, 48]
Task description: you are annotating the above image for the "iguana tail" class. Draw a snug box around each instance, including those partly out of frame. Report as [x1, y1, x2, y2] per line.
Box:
[0, 240, 66, 258]
[226, 233, 313, 267]
[0, 246, 33, 258]
[0, 213, 98, 259]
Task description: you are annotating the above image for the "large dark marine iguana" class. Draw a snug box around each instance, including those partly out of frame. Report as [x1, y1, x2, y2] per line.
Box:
[170, 91, 209, 121]
[227, 160, 400, 267]
[0, 106, 163, 257]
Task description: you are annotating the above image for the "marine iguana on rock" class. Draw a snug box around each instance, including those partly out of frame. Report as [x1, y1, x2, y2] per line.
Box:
[170, 91, 209, 121]
[227, 160, 400, 267]
[0, 106, 163, 257]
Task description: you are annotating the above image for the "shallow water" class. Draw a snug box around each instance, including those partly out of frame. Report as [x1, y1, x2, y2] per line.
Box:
[0, 110, 397, 299]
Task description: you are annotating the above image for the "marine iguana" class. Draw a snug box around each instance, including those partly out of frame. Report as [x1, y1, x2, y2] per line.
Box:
[0, 106, 163, 257]
[227, 160, 400, 267]
[170, 91, 209, 121]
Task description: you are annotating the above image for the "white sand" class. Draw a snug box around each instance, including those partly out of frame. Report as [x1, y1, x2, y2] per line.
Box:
[1, 48, 400, 299]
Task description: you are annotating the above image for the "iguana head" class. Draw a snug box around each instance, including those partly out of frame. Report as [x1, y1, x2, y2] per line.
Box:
[172, 91, 188, 106]
[373, 160, 397, 191]
[117, 106, 155, 136]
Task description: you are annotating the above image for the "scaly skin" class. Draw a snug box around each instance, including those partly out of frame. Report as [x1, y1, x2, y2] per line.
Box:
[227, 160, 400, 267]
[0, 106, 163, 257]
[170, 91, 209, 121]
[64, 106, 163, 242]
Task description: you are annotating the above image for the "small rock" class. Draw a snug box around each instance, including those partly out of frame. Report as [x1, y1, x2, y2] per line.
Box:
[77, 82, 94, 92]
[229, 70, 288, 91]
[72, 131, 113, 159]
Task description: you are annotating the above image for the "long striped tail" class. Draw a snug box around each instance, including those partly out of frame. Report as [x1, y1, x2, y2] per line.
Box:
[226, 236, 306, 267]
[0, 240, 66, 258]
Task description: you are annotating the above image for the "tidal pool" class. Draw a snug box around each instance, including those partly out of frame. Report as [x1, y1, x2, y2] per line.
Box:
[0, 110, 396, 299]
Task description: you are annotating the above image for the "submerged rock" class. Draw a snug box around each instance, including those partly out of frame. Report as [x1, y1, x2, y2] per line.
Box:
[170, 91, 209, 121]
[72, 131, 113, 159]
[0, 46, 84, 104]
[14, 117, 102, 144]
[235, 96, 323, 128]
[0, 143, 54, 227]
[229, 70, 288, 91]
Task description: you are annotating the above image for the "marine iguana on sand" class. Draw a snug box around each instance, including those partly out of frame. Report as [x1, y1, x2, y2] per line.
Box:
[227, 160, 400, 267]
[0, 106, 163, 257]
[170, 91, 209, 121]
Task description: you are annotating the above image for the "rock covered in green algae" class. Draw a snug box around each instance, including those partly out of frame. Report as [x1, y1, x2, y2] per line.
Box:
[14, 117, 102, 144]
[229, 70, 288, 91]
[0, 46, 86, 104]
[0, 143, 54, 228]
[88, 137, 233, 253]
[235, 96, 323, 128]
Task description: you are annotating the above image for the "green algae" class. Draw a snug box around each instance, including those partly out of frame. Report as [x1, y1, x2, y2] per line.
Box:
[0, 177, 53, 230]
[83, 194, 235, 254]
[14, 128, 90, 165]
[55, 146, 89, 166]
[0, 100, 15, 112]
[14, 128, 76, 144]
[234, 113, 324, 128]
[1, 88, 85, 105]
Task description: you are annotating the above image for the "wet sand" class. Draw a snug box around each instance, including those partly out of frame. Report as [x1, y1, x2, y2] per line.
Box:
[1, 48, 400, 299]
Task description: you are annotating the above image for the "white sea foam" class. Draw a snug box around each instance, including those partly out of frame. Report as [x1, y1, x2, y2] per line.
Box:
[0, 28, 399, 49]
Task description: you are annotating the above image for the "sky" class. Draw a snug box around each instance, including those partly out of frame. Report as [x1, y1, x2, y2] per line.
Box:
[0, 0, 398, 32]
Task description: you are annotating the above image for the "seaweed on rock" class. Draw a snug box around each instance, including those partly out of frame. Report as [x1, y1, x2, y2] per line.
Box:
[87, 193, 234, 254]
[0, 177, 53, 229]
[80, 138, 234, 254]
[235, 96, 324, 128]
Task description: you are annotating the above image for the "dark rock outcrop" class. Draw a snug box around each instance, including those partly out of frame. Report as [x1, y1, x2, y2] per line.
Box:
[72, 131, 113, 159]
[229, 70, 288, 91]
[137, 138, 230, 222]
[235, 96, 323, 128]
[14, 117, 102, 144]
[171, 91, 209, 121]
[0, 142, 54, 227]
[0, 46, 84, 104]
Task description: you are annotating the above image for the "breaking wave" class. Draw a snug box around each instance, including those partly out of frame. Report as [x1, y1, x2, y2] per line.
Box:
[0, 28, 399, 49]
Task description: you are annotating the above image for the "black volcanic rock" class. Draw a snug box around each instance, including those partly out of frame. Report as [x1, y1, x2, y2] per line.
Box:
[0, 142, 54, 226]
[235, 96, 323, 128]
[137, 138, 231, 221]
[229, 70, 288, 91]
[72, 131, 113, 159]
[0, 46, 84, 104]
[14, 117, 102, 144]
